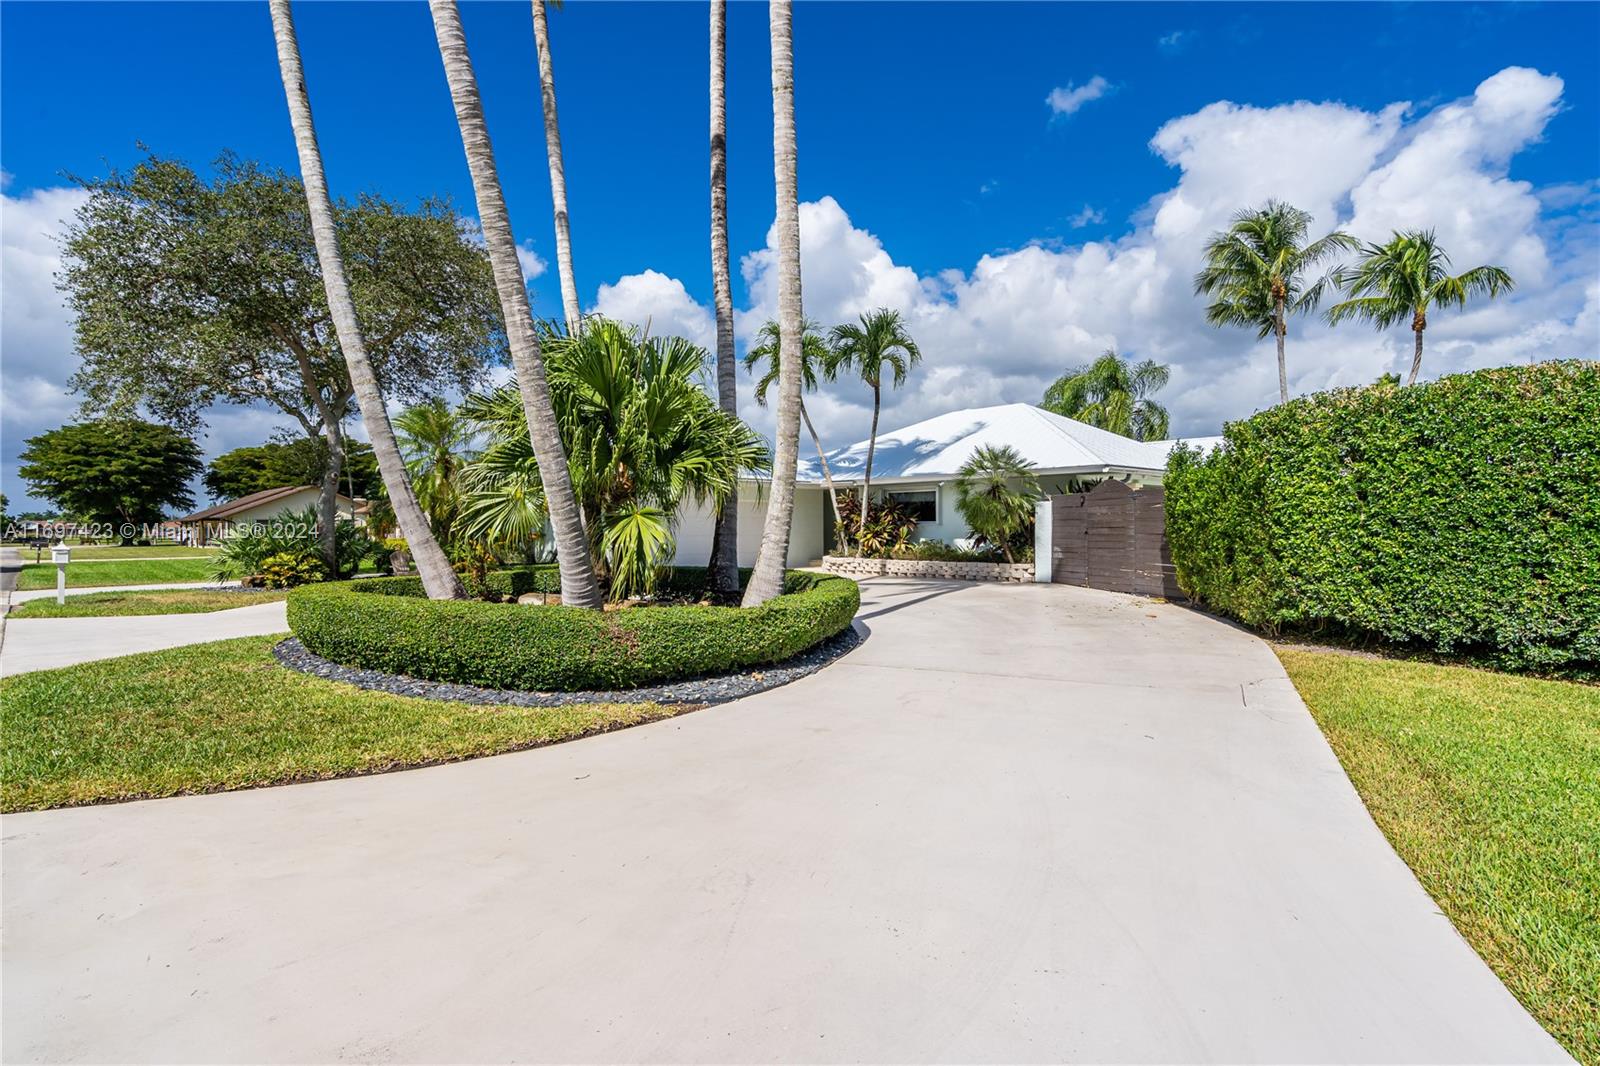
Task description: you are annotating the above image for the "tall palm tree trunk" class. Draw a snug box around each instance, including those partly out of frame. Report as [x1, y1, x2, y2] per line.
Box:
[1274, 297, 1289, 404]
[800, 399, 843, 537]
[430, 0, 603, 610]
[742, 0, 803, 607]
[856, 383, 880, 553]
[269, 0, 464, 600]
[706, 0, 740, 594]
[1408, 308, 1426, 385]
[531, 0, 581, 336]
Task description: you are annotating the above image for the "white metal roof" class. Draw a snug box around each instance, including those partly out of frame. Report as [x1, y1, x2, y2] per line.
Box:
[795, 403, 1222, 484]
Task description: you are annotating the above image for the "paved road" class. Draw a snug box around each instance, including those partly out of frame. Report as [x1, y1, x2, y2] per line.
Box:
[1, 579, 1568, 1063]
[0, 600, 287, 675]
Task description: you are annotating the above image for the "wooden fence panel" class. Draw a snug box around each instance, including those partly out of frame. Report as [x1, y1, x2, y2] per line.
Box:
[1048, 481, 1183, 599]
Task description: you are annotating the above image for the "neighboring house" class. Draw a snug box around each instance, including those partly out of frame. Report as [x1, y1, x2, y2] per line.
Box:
[669, 403, 1220, 565]
[178, 485, 356, 546]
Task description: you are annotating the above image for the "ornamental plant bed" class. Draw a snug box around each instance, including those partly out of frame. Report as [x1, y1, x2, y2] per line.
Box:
[287, 568, 859, 692]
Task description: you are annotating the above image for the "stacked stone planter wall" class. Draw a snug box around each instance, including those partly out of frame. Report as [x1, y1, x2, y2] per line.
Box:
[823, 555, 1034, 583]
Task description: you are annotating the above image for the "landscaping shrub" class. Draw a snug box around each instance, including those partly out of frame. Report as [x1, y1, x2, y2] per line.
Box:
[1164, 361, 1600, 672]
[211, 504, 372, 581]
[287, 568, 858, 690]
[834, 494, 923, 556]
[257, 550, 325, 589]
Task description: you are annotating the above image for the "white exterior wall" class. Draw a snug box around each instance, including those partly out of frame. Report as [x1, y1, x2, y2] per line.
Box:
[672, 483, 825, 569]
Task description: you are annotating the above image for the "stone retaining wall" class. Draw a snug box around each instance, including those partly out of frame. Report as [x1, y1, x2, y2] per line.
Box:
[822, 555, 1035, 583]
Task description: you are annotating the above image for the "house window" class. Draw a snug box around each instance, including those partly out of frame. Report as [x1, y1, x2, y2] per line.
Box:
[886, 488, 937, 523]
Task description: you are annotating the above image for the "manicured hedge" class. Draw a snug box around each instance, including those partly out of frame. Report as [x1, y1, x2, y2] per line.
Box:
[1164, 361, 1599, 673]
[466, 564, 753, 601]
[287, 568, 858, 691]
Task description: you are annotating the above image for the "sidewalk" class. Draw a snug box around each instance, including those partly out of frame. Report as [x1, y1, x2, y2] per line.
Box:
[0, 600, 288, 676]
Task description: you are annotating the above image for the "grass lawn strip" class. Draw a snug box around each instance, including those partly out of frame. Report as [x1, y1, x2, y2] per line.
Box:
[1276, 647, 1599, 1063]
[14, 557, 217, 590]
[1, 636, 684, 812]
[8, 589, 288, 619]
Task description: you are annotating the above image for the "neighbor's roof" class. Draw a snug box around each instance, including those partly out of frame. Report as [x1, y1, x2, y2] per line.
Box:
[180, 484, 349, 523]
[796, 403, 1222, 483]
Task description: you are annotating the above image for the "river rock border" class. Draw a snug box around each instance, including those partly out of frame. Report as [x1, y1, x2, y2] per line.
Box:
[272, 624, 863, 708]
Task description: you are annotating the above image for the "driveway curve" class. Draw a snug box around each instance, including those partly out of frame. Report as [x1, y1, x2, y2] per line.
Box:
[1, 578, 1568, 1063]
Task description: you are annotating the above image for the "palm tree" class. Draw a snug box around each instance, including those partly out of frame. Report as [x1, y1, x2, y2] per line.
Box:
[267, 0, 464, 599]
[706, 0, 740, 594]
[742, 0, 804, 608]
[1325, 230, 1514, 385]
[395, 398, 477, 547]
[1041, 349, 1171, 440]
[745, 318, 844, 536]
[429, 0, 603, 609]
[826, 307, 921, 551]
[530, 0, 581, 336]
[1194, 200, 1357, 404]
[953, 445, 1041, 564]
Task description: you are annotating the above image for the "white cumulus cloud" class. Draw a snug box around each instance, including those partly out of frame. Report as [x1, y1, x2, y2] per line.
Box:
[1046, 76, 1111, 117]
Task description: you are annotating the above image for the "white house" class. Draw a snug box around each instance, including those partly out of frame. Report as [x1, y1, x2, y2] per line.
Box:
[670, 403, 1221, 566]
[178, 485, 357, 546]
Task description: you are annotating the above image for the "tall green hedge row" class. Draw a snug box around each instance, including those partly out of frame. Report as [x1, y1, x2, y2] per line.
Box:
[1164, 361, 1599, 672]
[287, 569, 858, 691]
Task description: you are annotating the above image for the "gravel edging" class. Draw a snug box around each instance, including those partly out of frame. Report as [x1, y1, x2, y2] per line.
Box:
[272, 624, 864, 707]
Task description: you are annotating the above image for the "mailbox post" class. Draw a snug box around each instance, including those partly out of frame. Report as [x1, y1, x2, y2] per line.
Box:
[52, 541, 71, 605]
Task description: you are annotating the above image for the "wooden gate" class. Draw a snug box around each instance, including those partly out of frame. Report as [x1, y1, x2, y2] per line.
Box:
[1048, 480, 1181, 598]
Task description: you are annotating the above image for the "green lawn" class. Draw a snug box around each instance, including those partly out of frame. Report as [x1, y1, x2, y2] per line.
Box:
[1277, 648, 1599, 1063]
[1, 636, 685, 812]
[13, 557, 217, 590]
[9, 589, 287, 619]
[46, 544, 216, 560]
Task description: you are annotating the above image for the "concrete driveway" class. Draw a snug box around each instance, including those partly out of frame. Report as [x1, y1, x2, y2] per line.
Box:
[1, 578, 1567, 1063]
[0, 600, 288, 675]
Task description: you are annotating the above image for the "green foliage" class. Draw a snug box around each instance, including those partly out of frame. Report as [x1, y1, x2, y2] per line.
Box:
[18, 419, 202, 536]
[826, 308, 921, 390]
[833, 493, 921, 557]
[1194, 199, 1357, 338]
[1040, 349, 1171, 440]
[1164, 362, 1600, 672]
[212, 504, 372, 582]
[600, 504, 674, 600]
[954, 445, 1041, 563]
[395, 398, 478, 546]
[288, 570, 860, 691]
[257, 550, 326, 589]
[1326, 229, 1514, 333]
[204, 437, 380, 503]
[888, 540, 1003, 563]
[743, 317, 831, 402]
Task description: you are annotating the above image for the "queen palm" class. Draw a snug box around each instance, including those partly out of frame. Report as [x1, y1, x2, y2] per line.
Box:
[742, 0, 804, 608]
[429, 0, 602, 609]
[530, 0, 581, 335]
[745, 318, 844, 536]
[1195, 200, 1357, 404]
[1325, 230, 1513, 385]
[395, 397, 477, 547]
[267, 0, 464, 599]
[826, 307, 921, 550]
[1041, 349, 1171, 440]
[706, 0, 740, 594]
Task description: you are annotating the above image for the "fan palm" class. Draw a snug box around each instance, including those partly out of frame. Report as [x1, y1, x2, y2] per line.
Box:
[429, 0, 602, 608]
[826, 307, 921, 551]
[706, 0, 739, 593]
[954, 445, 1041, 564]
[743, 0, 803, 607]
[394, 397, 477, 547]
[744, 318, 845, 538]
[1325, 230, 1514, 385]
[268, 0, 464, 599]
[460, 319, 769, 600]
[1195, 200, 1358, 404]
[1041, 349, 1171, 440]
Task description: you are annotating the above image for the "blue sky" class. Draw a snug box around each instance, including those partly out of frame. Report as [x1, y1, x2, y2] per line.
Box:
[4, 1, 1599, 511]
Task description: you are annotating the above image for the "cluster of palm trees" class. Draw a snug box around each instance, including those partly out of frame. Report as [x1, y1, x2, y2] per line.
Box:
[268, 0, 811, 608]
[1196, 200, 1514, 401]
[742, 308, 922, 552]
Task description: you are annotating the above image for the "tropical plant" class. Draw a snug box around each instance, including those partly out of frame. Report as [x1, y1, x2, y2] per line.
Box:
[430, 0, 603, 609]
[832, 493, 921, 558]
[826, 307, 921, 551]
[530, 0, 581, 336]
[460, 319, 769, 600]
[1325, 230, 1514, 385]
[743, 0, 804, 608]
[394, 398, 477, 548]
[257, 550, 326, 590]
[954, 445, 1041, 564]
[269, 0, 465, 597]
[744, 318, 846, 537]
[1041, 349, 1171, 440]
[212, 504, 372, 582]
[1195, 200, 1358, 404]
[706, 0, 740, 594]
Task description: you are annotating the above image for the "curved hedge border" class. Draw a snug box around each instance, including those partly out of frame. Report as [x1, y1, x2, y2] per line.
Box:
[1164, 361, 1599, 673]
[287, 568, 859, 691]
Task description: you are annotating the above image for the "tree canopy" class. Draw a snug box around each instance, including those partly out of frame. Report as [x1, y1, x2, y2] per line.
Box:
[204, 437, 380, 503]
[1041, 349, 1171, 441]
[18, 420, 202, 533]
